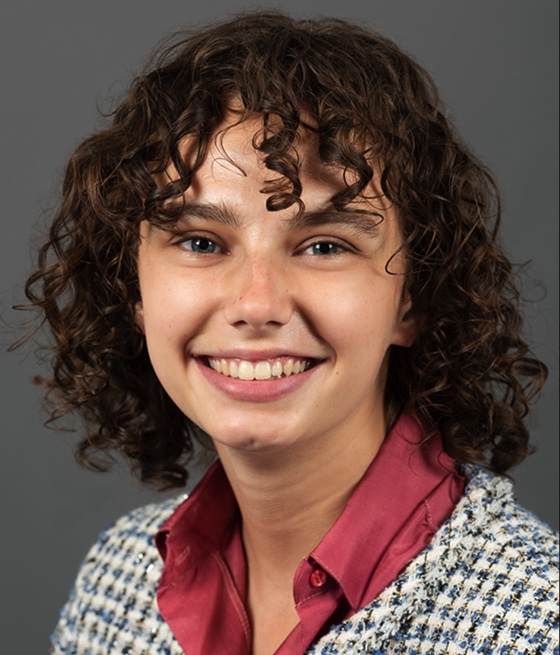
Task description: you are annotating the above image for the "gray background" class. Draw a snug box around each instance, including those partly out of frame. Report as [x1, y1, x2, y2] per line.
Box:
[1, 1, 557, 652]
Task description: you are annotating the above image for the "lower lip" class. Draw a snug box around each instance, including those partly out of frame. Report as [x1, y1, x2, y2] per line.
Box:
[195, 359, 322, 402]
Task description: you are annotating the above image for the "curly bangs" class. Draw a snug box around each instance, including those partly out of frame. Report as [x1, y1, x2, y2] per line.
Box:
[23, 10, 547, 488]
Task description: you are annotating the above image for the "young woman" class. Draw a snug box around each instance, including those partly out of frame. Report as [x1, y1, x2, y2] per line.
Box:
[24, 11, 558, 655]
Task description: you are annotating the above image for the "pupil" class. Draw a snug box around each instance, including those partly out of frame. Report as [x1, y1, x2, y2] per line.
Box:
[316, 243, 335, 255]
[195, 238, 212, 252]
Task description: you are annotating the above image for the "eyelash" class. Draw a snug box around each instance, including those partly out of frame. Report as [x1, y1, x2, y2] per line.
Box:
[175, 235, 353, 257]
[302, 241, 350, 256]
[177, 236, 223, 254]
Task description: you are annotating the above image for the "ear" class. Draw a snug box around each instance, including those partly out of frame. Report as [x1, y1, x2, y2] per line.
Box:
[391, 299, 422, 348]
[135, 301, 145, 334]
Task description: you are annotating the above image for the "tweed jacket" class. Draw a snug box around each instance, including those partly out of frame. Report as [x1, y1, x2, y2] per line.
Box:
[51, 466, 559, 654]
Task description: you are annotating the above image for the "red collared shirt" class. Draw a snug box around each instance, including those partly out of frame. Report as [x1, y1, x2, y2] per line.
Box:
[155, 414, 465, 654]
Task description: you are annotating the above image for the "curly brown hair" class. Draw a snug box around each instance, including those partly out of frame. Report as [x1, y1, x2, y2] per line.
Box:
[22, 10, 547, 489]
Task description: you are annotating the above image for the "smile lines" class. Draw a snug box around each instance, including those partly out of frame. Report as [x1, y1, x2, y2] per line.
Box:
[207, 357, 312, 381]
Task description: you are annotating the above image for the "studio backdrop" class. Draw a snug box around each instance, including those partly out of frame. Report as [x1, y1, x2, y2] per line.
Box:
[1, 2, 557, 654]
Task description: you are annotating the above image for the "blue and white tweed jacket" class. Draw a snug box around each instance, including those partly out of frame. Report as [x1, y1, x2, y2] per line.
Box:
[51, 467, 559, 654]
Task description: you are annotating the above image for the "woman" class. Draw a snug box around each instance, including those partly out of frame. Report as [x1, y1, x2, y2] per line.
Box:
[24, 11, 558, 654]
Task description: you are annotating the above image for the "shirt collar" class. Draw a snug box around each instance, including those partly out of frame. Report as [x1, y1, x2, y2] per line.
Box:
[156, 460, 236, 567]
[308, 413, 457, 610]
[156, 413, 458, 611]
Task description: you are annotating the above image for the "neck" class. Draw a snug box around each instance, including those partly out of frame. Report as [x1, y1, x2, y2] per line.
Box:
[215, 418, 385, 586]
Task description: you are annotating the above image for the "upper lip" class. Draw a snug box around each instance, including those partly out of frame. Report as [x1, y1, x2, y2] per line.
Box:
[192, 349, 324, 360]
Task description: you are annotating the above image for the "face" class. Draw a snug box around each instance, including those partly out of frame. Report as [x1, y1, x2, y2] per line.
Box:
[136, 114, 417, 460]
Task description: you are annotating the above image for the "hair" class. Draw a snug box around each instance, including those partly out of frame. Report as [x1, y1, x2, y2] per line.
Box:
[21, 10, 547, 489]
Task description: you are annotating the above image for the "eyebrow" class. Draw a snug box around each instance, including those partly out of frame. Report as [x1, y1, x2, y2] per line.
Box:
[164, 201, 383, 237]
[290, 209, 383, 237]
[165, 201, 240, 227]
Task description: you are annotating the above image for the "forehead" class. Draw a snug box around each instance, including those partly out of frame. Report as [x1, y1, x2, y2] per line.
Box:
[160, 111, 392, 219]
[180, 113, 328, 179]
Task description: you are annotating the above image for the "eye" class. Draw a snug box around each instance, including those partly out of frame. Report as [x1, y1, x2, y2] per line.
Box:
[179, 236, 221, 254]
[304, 241, 347, 256]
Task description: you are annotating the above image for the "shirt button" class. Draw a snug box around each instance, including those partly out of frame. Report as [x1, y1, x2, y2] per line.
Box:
[309, 568, 328, 588]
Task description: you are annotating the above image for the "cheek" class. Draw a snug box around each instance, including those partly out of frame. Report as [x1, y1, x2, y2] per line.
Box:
[309, 279, 404, 344]
[140, 271, 217, 348]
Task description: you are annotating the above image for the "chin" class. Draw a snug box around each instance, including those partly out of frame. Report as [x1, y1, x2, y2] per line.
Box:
[210, 424, 295, 454]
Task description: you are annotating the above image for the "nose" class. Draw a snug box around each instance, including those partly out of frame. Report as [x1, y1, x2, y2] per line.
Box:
[223, 254, 293, 330]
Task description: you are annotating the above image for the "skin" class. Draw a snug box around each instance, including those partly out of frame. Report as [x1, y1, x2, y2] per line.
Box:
[136, 114, 418, 654]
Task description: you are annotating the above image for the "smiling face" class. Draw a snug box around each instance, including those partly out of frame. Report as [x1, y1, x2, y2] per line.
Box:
[136, 114, 417, 462]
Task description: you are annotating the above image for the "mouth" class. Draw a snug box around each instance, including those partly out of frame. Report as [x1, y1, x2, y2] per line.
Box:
[202, 356, 318, 381]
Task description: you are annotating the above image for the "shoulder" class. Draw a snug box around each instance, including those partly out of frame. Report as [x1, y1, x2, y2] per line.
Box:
[310, 467, 559, 655]
[447, 466, 558, 577]
[50, 496, 185, 655]
[440, 468, 559, 649]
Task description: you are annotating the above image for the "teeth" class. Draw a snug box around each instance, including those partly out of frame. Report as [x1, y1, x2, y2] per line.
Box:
[254, 361, 271, 380]
[207, 357, 310, 380]
[238, 361, 254, 380]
